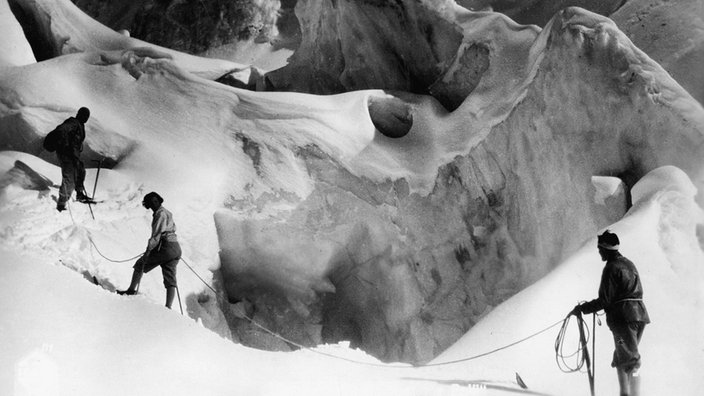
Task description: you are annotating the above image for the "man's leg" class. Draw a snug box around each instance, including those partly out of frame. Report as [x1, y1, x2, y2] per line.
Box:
[629, 368, 641, 396]
[617, 368, 631, 396]
[75, 159, 90, 200]
[117, 257, 146, 295]
[165, 286, 176, 309]
[161, 257, 179, 309]
[628, 323, 645, 396]
[57, 157, 76, 210]
[612, 322, 644, 396]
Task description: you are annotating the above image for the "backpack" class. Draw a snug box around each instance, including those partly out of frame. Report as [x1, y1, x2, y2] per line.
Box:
[43, 122, 67, 152]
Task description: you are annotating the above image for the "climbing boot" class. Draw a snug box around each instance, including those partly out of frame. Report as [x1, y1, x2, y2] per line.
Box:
[165, 286, 176, 309]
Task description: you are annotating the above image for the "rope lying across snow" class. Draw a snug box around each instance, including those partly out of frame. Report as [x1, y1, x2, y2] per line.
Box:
[178, 258, 567, 370]
[87, 234, 143, 263]
[73, 205, 570, 371]
[67, 202, 144, 263]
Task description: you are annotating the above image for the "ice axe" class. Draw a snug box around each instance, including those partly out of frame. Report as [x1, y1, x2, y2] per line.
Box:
[85, 159, 102, 220]
[91, 158, 103, 200]
[576, 311, 596, 396]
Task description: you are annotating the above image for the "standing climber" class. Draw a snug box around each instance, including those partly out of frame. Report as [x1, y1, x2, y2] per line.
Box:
[572, 230, 650, 396]
[118, 192, 181, 309]
[54, 107, 92, 212]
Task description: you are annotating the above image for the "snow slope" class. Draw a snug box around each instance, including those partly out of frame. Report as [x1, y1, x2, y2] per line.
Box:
[431, 166, 704, 395]
[2, 0, 703, 392]
[1, 154, 701, 396]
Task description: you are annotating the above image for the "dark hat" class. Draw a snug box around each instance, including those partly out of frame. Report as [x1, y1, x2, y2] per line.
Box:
[597, 230, 620, 250]
[142, 191, 164, 207]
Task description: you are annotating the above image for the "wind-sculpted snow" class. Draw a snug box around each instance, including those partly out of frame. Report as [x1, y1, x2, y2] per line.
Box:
[1, 0, 703, 367]
[0, 0, 35, 66]
[218, 7, 704, 363]
[6, 0, 246, 80]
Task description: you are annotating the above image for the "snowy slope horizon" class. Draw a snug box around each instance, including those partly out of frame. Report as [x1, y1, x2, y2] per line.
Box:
[1, 0, 704, 393]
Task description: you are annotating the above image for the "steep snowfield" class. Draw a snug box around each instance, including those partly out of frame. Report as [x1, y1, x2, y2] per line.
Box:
[0, 249, 422, 396]
[431, 166, 704, 395]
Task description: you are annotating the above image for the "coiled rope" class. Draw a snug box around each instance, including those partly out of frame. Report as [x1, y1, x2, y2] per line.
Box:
[554, 311, 597, 396]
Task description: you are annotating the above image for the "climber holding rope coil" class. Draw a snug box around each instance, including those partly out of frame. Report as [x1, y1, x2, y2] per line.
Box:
[559, 230, 650, 396]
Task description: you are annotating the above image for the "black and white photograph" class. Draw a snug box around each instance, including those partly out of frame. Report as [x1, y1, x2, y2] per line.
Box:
[1, 1, 702, 395]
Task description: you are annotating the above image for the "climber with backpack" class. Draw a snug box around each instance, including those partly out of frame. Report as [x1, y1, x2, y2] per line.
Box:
[44, 107, 92, 212]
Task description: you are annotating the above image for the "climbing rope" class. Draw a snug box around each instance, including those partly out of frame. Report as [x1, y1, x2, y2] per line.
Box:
[554, 312, 592, 373]
[421, 318, 565, 367]
[181, 254, 569, 369]
[75, 208, 572, 371]
[86, 234, 143, 263]
[65, 200, 143, 262]
[554, 311, 597, 396]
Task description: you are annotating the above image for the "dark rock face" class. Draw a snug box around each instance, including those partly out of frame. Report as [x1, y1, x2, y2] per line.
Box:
[428, 43, 490, 110]
[457, 0, 627, 26]
[71, 0, 281, 53]
[8, 0, 64, 60]
[0, 160, 56, 191]
[265, 0, 465, 102]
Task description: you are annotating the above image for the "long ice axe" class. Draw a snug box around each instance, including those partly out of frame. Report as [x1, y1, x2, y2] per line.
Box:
[85, 159, 102, 220]
[576, 311, 596, 396]
[91, 159, 102, 200]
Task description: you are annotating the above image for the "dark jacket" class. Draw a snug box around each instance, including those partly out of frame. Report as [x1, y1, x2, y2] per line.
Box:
[55, 117, 85, 159]
[580, 252, 650, 328]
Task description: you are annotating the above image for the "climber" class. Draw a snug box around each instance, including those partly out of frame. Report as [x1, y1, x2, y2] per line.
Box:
[571, 230, 650, 396]
[117, 192, 181, 309]
[54, 107, 92, 212]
